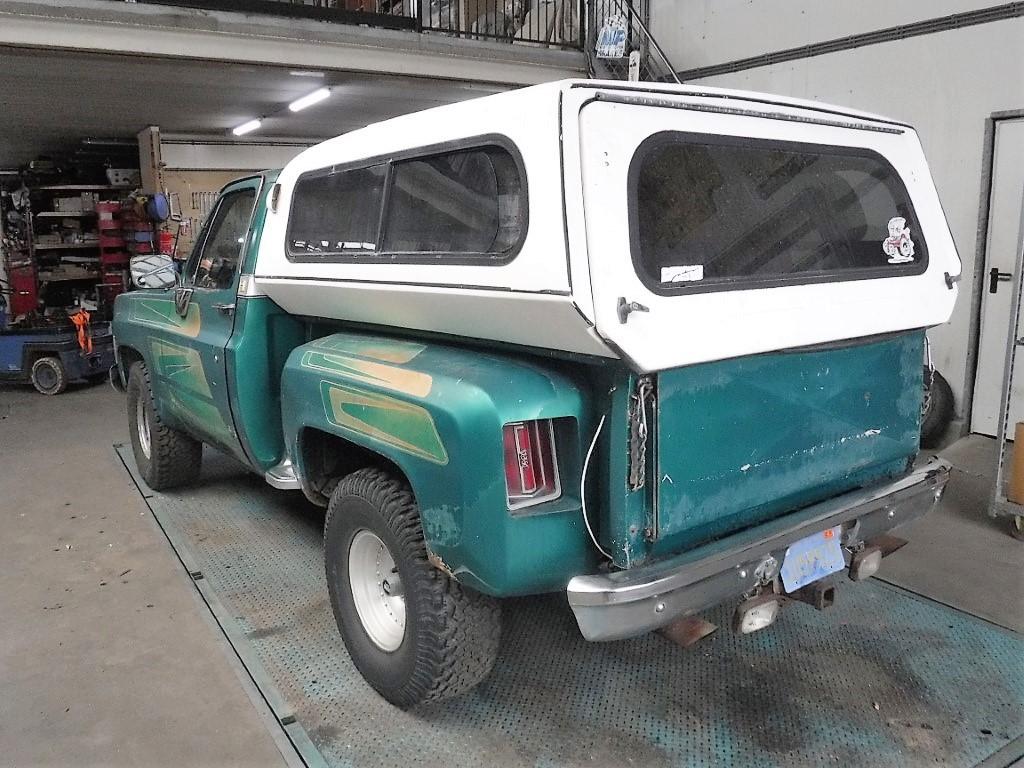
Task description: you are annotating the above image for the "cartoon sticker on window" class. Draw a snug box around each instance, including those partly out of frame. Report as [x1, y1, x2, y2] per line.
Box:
[883, 217, 916, 264]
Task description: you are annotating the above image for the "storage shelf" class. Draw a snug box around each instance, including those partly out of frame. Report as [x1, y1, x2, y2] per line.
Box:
[35, 211, 99, 218]
[36, 184, 123, 191]
[34, 243, 100, 251]
[37, 272, 100, 282]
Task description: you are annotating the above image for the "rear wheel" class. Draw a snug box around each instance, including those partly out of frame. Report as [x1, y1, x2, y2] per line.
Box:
[30, 356, 67, 395]
[126, 361, 202, 490]
[921, 368, 954, 449]
[324, 468, 501, 708]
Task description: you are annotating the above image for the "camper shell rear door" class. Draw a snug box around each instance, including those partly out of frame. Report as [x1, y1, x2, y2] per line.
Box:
[573, 89, 961, 557]
[574, 89, 960, 373]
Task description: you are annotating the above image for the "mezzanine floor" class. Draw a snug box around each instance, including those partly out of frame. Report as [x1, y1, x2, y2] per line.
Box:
[1, 383, 1022, 767]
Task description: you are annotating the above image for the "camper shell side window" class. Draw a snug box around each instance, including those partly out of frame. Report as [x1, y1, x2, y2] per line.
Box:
[628, 132, 929, 295]
[286, 135, 528, 266]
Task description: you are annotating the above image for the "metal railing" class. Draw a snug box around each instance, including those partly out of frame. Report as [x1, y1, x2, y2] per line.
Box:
[110, 0, 678, 73]
[128, 0, 586, 49]
[586, 0, 680, 82]
[421, 0, 586, 48]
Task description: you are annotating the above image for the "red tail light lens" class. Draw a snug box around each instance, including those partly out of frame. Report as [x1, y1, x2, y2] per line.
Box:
[502, 419, 561, 510]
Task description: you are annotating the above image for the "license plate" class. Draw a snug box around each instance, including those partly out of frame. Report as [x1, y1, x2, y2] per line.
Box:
[780, 526, 845, 592]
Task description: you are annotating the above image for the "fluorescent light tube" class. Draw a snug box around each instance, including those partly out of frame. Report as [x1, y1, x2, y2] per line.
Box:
[289, 88, 331, 113]
[232, 119, 262, 136]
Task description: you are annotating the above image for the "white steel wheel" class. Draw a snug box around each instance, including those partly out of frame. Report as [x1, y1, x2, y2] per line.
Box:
[136, 396, 152, 460]
[348, 529, 406, 652]
[324, 468, 502, 706]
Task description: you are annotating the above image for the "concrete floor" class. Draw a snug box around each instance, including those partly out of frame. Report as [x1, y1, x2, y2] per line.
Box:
[883, 436, 1024, 633]
[0, 381, 288, 768]
[0, 382, 1021, 764]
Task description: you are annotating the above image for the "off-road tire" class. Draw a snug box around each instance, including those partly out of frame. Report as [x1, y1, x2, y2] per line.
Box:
[324, 468, 501, 708]
[921, 367, 954, 449]
[126, 361, 202, 490]
[30, 356, 67, 395]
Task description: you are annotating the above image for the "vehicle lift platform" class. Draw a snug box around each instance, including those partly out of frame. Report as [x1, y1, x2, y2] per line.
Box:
[115, 446, 1024, 768]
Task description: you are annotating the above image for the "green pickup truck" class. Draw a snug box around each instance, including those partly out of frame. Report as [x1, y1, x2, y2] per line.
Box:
[112, 80, 960, 708]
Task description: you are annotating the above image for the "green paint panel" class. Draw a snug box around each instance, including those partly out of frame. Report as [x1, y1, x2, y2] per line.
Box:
[149, 337, 236, 447]
[282, 332, 597, 596]
[653, 331, 924, 553]
[321, 380, 449, 465]
[150, 338, 212, 398]
[310, 334, 427, 364]
[167, 388, 237, 448]
[224, 295, 305, 471]
[129, 297, 201, 338]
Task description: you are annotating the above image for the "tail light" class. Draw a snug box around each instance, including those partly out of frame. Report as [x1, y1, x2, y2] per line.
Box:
[502, 419, 561, 510]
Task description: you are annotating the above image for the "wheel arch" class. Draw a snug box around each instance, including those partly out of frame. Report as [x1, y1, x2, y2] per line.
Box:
[118, 344, 145, 378]
[295, 425, 409, 509]
[20, 342, 64, 372]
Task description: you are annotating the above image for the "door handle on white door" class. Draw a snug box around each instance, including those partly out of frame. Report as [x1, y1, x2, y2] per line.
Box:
[989, 267, 1013, 293]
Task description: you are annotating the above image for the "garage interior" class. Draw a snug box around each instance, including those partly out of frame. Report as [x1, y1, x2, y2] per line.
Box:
[0, 2, 1022, 767]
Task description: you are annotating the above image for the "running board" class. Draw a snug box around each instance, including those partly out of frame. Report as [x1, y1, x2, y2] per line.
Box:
[265, 458, 301, 490]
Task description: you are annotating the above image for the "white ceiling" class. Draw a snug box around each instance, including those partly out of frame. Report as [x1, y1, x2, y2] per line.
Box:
[0, 46, 508, 168]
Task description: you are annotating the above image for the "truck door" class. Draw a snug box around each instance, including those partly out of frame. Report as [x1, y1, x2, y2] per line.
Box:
[155, 179, 258, 461]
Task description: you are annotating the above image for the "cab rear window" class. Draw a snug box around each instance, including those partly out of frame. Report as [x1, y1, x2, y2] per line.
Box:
[629, 132, 928, 293]
[286, 140, 526, 265]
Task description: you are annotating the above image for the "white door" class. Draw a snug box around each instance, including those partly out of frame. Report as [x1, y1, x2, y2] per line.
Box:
[971, 117, 1024, 436]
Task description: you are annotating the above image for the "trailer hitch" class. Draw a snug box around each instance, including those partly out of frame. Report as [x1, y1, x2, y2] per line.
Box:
[787, 579, 837, 611]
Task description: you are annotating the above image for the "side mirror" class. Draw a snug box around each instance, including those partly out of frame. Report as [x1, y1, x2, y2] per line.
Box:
[130, 253, 178, 290]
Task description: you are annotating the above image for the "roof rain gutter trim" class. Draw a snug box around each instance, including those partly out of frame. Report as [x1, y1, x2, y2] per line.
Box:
[589, 91, 906, 135]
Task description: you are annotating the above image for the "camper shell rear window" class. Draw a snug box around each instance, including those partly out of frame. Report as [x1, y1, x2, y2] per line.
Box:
[629, 132, 928, 294]
[286, 136, 527, 266]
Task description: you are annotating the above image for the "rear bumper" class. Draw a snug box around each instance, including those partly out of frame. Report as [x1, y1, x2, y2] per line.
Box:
[567, 456, 951, 641]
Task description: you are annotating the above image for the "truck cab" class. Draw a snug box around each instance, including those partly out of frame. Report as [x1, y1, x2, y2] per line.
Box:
[112, 79, 959, 708]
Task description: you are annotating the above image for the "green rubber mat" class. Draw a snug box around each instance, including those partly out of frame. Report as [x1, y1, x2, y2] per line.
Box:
[116, 446, 1024, 768]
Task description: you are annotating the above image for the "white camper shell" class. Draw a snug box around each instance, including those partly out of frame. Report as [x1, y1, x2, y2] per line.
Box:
[253, 80, 961, 371]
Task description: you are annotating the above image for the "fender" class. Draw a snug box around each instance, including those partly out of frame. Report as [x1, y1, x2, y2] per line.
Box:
[111, 293, 195, 435]
[282, 331, 599, 596]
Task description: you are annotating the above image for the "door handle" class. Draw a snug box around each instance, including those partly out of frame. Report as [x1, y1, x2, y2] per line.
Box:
[213, 302, 235, 315]
[989, 267, 1012, 293]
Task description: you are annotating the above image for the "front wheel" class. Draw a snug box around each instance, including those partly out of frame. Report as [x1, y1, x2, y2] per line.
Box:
[324, 468, 501, 708]
[126, 361, 202, 490]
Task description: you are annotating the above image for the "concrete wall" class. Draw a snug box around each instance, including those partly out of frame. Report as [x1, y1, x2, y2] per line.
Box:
[651, 0, 1002, 71]
[159, 140, 311, 172]
[649, 3, 1024, 421]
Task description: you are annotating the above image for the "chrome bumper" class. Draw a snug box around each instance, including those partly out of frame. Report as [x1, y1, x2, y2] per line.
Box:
[567, 457, 951, 642]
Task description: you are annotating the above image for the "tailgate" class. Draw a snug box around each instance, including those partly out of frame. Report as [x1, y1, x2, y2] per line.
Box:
[652, 331, 923, 553]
